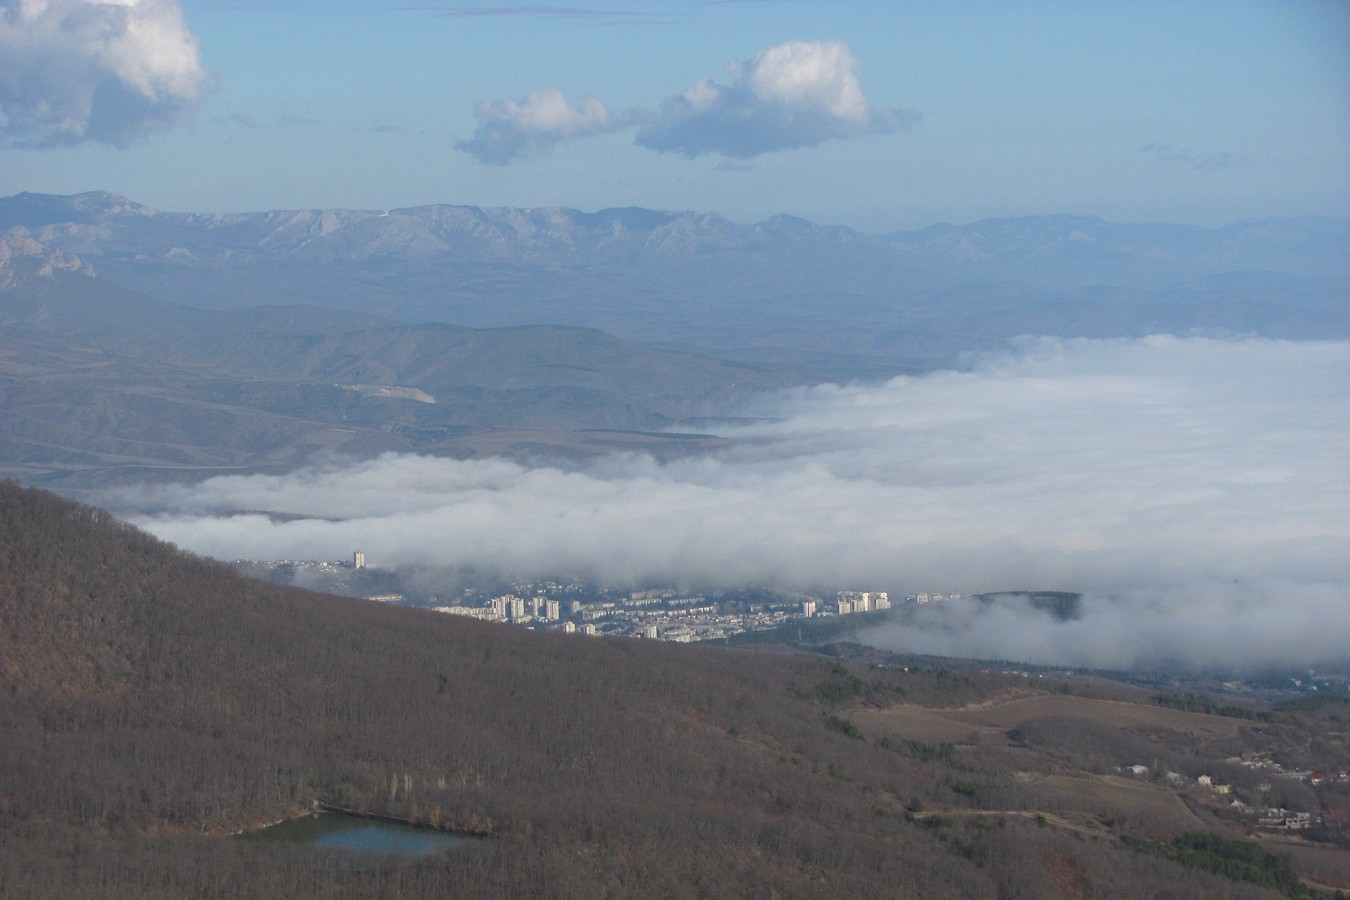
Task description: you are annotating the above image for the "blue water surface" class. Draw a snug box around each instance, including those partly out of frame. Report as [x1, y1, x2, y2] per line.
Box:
[242, 812, 474, 858]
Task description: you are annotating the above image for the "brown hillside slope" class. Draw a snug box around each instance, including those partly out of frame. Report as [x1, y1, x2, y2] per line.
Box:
[0, 481, 1294, 898]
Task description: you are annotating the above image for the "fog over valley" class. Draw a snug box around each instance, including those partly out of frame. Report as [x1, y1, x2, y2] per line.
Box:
[7, 4, 1350, 895]
[118, 335, 1350, 672]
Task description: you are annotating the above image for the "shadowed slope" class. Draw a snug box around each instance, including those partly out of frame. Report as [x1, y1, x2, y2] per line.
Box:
[0, 482, 1302, 898]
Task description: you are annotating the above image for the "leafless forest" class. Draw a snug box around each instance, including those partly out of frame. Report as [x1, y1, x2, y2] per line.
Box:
[2, 481, 1344, 898]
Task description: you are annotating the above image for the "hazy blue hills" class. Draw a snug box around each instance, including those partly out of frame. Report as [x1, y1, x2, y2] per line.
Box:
[1, 233, 817, 488]
[4, 193, 1347, 488]
[6, 191, 1344, 281]
[4, 192, 1345, 360]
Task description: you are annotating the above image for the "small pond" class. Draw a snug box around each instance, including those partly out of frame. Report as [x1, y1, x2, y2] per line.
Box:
[241, 812, 479, 858]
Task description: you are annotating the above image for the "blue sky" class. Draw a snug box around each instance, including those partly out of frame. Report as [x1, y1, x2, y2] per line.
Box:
[2, 0, 1348, 231]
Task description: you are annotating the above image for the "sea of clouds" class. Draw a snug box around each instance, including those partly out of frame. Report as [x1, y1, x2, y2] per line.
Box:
[118, 336, 1350, 671]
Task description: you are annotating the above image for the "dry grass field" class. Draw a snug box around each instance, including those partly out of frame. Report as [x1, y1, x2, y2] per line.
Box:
[854, 692, 1246, 746]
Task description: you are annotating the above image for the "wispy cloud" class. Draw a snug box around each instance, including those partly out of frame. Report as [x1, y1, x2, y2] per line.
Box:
[0, 0, 207, 147]
[119, 336, 1350, 671]
[397, 5, 651, 19]
[459, 40, 913, 164]
[227, 110, 317, 130]
[1140, 142, 1234, 171]
[457, 87, 625, 164]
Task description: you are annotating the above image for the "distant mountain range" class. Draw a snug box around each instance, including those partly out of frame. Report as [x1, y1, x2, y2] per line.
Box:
[5, 192, 1346, 360]
[3, 192, 1347, 489]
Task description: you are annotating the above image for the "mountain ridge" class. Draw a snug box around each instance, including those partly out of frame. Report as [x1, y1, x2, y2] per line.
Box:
[3, 192, 1346, 489]
[4, 191, 1343, 355]
[6, 191, 1344, 284]
[0, 248, 830, 489]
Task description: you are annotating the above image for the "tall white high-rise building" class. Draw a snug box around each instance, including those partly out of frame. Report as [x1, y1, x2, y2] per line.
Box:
[353, 550, 366, 569]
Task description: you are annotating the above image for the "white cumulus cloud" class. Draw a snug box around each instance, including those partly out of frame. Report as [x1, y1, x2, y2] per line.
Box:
[458, 41, 912, 164]
[116, 337, 1350, 671]
[0, 0, 206, 147]
[456, 87, 617, 164]
[635, 40, 914, 159]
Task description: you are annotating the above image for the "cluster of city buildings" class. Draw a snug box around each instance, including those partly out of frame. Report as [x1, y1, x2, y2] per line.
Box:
[427, 585, 972, 642]
[241, 552, 970, 644]
[831, 591, 963, 614]
[433, 588, 797, 642]
[834, 592, 890, 614]
[438, 594, 563, 623]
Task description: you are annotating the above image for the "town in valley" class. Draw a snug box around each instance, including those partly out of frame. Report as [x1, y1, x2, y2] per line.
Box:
[240, 550, 963, 643]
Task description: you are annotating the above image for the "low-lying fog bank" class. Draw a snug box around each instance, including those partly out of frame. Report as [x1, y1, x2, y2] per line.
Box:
[116, 336, 1350, 671]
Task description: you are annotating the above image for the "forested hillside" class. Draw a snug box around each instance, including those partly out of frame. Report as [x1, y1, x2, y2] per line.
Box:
[1, 481, 1335, 897]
